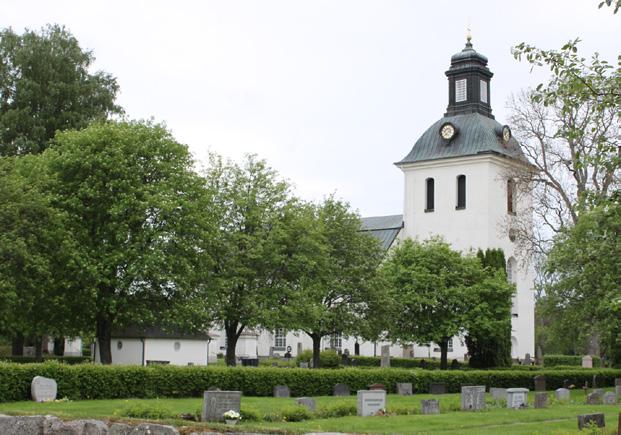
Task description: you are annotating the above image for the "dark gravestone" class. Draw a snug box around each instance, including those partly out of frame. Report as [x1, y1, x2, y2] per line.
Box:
[369, 383, 386, 391]
[421, 399, 440, 414]
[202, 390, 241, 421]
[534, 375, 546, 392]
[396, 383, 412, 395]
[273, 385, 290, 398]
[586, 391, 602, 405]
[577, 413, 605, 430]
[429, 382, 447, 394]
[333, 383, 350, 396]
[296, 397, 316, 411]
[563, 379, 572, 389]
[616, 378, 621, 397]
[534, 392, 548, 408]
[522, 353, 532, 365]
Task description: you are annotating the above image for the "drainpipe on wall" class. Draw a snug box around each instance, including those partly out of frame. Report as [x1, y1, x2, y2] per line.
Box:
[140, 338, 145, 366]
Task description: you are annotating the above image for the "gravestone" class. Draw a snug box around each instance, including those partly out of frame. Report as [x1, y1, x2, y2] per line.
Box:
[421, 399, 440, 415]
[592, 375, 598, 389]
[357, 390, 386, 416]
[396, 383, 412, 396]
[201, 390, 241, 421]
[31, 376, 57, 402]
[299, 362, 309, 369]
[369, 383, 386, 391]
[461, 386, 485, 411]
[506, 388, 529, 409]
[593, 388, 604, 396]
[602, 392, 616, 405]
[490, 387, 507, 401]
[534, 375, 546, 392]
[563, 379, 572, 389]
[586, 391, 602, 405]
[577, 413, 605, 430]
[206, 386, 220, 391]
[333, 383, 350, 396]
[555, 388, 570, 401]
[380, 345, 390, 368]
[522, 353, 532, 366]
[429, 382, 447, 394]
[534, 392, 548, 409]
[582, 355, 593, 368]
[616, 378, 621, 397]
[273, 385, 290, 398]
[296, 397, 316, 411]
[297, 342, 303, 356]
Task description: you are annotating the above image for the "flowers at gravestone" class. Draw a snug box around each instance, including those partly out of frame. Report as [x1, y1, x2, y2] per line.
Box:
[223, 410, 241, 420]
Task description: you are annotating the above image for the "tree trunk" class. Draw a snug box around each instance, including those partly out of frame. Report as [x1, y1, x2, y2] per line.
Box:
[439, 337, 449, 370]
[53, 337, 65, 356]
[11, 332, 24, 356]
[34, 336, 43, 361]
[225, 321, 242, 367]
[96, 315, 113, 365]
[311, 333, 322, 369]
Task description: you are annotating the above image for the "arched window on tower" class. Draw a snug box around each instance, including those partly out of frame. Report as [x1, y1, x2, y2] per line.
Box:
[507, 179, 516, 214]
[456, 175, 466, 209]
[425, 178, 435, 212]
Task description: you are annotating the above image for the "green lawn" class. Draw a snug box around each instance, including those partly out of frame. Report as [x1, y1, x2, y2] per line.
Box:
[0, 389, 619, 434]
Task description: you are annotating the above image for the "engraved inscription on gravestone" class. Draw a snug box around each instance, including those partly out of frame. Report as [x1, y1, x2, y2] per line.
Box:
[490, 387, 507, 401]
[534, 392, 548, 408]
[461, 386, 485, 411]
[602, 392, 616, 405]
[421, 399, 440, 415]
[586, 392, 602, 405]
[273, 385, 290, 398]
[333, 383, 350, 396]
[582, 355, 593, 368]
[430, 383, 447, 394]
[506, 388, 529, 409]
[201, 391, 241, 421]
[396, 383, 412, 395]
[577, 413, 605, 430]
[555, 388, 570, 401]
[296, 397, 316, 411]
[31, 376, 57, 402]
[357, 390, 386, 416]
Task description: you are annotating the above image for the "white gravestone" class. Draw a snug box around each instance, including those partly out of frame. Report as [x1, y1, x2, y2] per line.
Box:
[380, 345, 390, 368]
[506, 388, 529, 409]
[581, 355, 593, 368]
[461, 386, 485, 411]
[490, 387, 507, 401]
[31, 376, 57, 402]
[357, 390, 386, 416]
[555, 388, 570, 401]
[602, 392, 616, 404]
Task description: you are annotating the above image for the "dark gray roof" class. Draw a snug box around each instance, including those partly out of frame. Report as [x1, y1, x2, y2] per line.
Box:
[396, 113, 527, 166]
[112, 326, 211, 340]
[360, 214, 403, 250]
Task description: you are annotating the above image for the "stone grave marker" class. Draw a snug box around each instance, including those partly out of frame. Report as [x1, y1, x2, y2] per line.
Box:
[586, 391, 602, 405]
[555, 388, 570, 401]
[201, 390, 241, 421]
[522, 353, 532, 366]
[369, 383, 386, 391]
[534, 392, 548, 408]
[602, 392, 616, 404]
[206, 386, 220, 391]
[299, 362, 309, 369]
[380, 345, 390, 368]
[396, 383, 412, 396]
[421, 399, 440, 415]
[273, 385, 290, 398]
[429, 382, 447, 394]
[333, 383, 350, 396]
[534, 375, 546, 392]
[582, 355, 593, 368]
[490, 387, 507, 401]
[616, 378, 621, 397]
[31, 376, 57, 402]
[296, 397, 316, 411]
[577, 413, 605, 430]
[593, 388, 604, 396]
[297, 342, 303, 356]
[461, 386, 485, 411]
[563, 379, 572, 389]
[506, 388, 529, 409]
[357, 390, 386, 416]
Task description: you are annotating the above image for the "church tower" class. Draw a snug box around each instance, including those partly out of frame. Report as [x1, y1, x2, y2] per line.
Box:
[395, 37, 535, 359]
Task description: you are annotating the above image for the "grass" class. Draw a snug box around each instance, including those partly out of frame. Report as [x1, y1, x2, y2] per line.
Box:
[0, 389, 618, 434]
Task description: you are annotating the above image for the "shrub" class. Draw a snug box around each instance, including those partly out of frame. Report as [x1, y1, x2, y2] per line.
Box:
[295, 349, 341, 368]
[349, 356, 468, 370]
[0, 356, 91, 365]
[316, 402, 357, 418]
[544, 355, 602, 368]
[240, 407, 261, 421]
[116, 401, 177, 419]
[281, 406, 313, 422]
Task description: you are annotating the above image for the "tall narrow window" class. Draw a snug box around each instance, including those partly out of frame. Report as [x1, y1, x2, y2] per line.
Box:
[455, 79, 467, 102]
[507, 179, 516, 214]
[274, 329, 286, 350]
[480, 80, 488, 103]
[425, 178, 434, 212]
[330, 333, 342, 351]
[456, 175, 466, 209]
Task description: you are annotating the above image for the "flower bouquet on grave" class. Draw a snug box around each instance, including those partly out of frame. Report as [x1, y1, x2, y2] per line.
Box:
[223, 409, 241, 425]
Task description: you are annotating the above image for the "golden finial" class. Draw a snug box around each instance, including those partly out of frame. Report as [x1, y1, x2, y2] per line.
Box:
[466, 26, 472, 43]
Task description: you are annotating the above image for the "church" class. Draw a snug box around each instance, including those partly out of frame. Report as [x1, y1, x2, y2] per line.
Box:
[98, 38, 535, 365]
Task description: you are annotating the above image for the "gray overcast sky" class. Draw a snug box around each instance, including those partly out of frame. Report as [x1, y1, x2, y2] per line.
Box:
[3, 1, 619, 217]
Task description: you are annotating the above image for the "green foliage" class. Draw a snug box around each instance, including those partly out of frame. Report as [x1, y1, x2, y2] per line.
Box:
[116, 401, 177, 419]
[315, 402, 357, 418]
[296, 350, 341, 368]
[0, 362, 619, 401]
[543, 355, 602, 368]
[348, 356, 467, 370]
[0, 356, 90, 365]
[239, 406, 260, 421]
[0, 24, 121, 156]
[281, 406, 314, 422]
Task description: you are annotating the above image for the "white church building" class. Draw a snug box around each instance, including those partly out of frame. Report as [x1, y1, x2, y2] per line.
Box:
[102, 39, 535, 365]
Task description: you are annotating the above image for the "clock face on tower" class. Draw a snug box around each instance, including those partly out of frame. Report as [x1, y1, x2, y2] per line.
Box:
[502, 125, 511, 142]
[440, 122, 456, 140]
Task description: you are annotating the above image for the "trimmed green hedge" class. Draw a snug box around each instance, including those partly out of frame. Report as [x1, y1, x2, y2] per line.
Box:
[348, 356, 468, 370]
[0, 356, 91, 365]
[0, 362, 620, 402]
[543, 355, 602, 368]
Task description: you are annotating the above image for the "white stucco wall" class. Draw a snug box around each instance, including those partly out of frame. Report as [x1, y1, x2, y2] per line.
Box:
[94, 338, 209, 366]
[95, 338, 143, 365]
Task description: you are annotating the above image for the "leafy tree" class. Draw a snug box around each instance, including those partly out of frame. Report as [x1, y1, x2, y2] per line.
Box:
[382, 238, 486, 369]
[287, 197, 388, 369]
[200, 155, 316, 366]
[546, 193, 621, 366]
[0, 24, 121, 156]
[43, 121, 209, 364]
